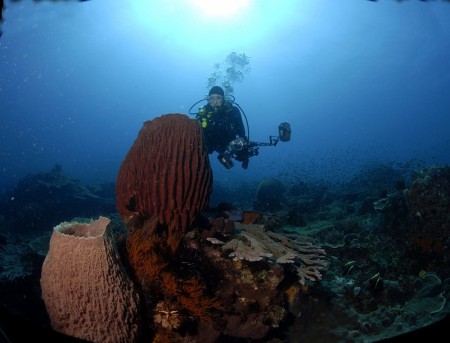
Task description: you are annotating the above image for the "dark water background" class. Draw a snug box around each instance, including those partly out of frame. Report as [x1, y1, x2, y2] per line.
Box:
[1, 0, 449, 193]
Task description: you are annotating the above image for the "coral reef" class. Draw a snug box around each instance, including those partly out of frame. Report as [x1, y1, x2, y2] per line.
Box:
[377, 165, 450, 277]
[124, 216, 225, 342]
[115, 114, 212, 233]
[405, 165, 450, 247]
[40, 217, 141, 343]
[123, 212, 326, 342]
[0, 233, 34, 281]
[3, 160, 449, 342]
[0, 164, 116, 233]
[195, 220, 328, 341]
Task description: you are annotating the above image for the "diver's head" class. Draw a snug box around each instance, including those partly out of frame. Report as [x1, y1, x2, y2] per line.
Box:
[208, 86, 224, 108]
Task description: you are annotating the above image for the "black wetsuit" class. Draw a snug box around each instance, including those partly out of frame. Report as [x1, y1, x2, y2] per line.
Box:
[197, 102, 246, 154]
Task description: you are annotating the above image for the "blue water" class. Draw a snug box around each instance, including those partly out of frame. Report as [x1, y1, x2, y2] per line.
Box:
[1, 0, 450, 193]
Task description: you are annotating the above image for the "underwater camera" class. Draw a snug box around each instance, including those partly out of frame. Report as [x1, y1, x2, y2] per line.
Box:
[218, 122, 292, 169]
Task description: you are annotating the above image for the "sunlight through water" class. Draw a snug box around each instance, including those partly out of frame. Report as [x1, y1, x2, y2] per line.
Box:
[187, 0, 252, 19]
[127, 0, 314, 53]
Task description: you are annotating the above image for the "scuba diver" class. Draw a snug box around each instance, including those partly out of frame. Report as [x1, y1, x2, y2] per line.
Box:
[195, 86, 250, 169]
[189, 85, 292, 169]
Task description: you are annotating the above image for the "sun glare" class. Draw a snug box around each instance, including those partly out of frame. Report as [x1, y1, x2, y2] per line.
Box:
[188, 0, 252, 19]
[127, 0, 308, 54]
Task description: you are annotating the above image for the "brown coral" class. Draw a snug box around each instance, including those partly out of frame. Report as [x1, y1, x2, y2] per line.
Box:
[115, 113, 213, 233]
[125, 217, 169, 286]
[125, 217, 225, 340]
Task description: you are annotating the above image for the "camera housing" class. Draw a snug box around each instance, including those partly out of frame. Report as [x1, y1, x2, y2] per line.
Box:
[217, 122, 291, 169]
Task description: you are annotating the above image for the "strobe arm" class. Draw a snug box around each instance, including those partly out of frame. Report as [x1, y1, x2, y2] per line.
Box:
[253, 136, 280, 147]
[248, 122, 292, 148]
